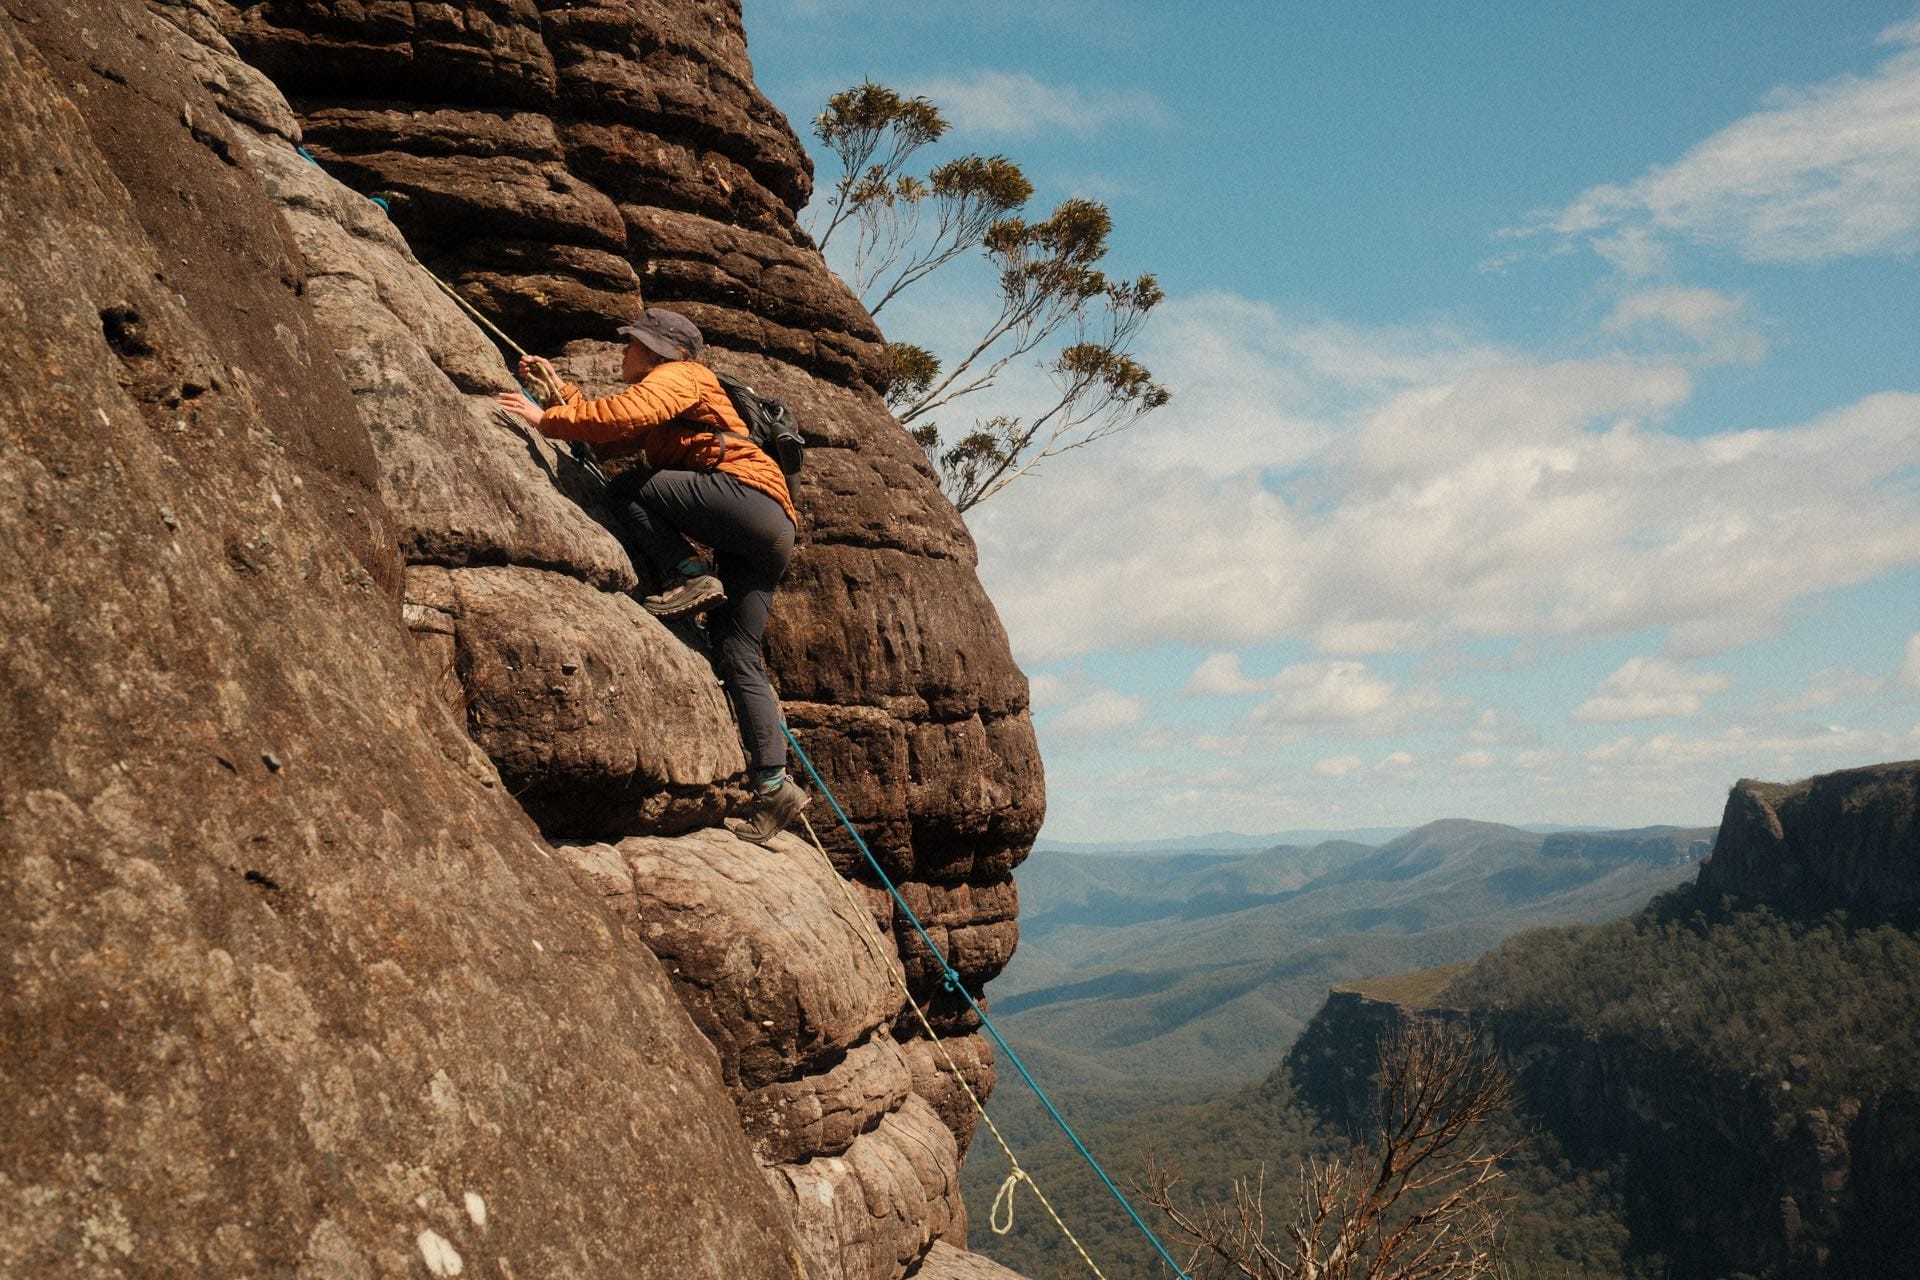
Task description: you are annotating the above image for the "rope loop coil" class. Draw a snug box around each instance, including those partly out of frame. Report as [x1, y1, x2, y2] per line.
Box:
[991, 1167, 1032, 1236]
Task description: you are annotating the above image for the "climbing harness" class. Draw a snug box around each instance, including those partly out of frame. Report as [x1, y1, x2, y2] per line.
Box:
[784, 726, 1195, 1280]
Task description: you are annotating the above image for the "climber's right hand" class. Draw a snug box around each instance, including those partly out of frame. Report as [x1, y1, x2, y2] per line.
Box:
[496, 388, 546, 428]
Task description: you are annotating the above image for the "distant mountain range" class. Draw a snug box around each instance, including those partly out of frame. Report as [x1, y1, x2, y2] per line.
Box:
[1033, 821, 1615, 856]
[994, 818, 1713, 1088]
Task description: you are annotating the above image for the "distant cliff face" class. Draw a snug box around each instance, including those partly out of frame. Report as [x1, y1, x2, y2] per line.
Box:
[1286, 761, 1920, 1280]
[1540, 826, 1714, 866]
[0, 1, 1039, 1277]
[1701, 761, 1920, 915]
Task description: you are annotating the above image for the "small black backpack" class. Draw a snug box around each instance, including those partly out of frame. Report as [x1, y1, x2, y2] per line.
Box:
[714, 371, 804, 476]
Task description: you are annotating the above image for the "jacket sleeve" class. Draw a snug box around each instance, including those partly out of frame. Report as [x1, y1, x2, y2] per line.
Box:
[538, 365, 704, 448]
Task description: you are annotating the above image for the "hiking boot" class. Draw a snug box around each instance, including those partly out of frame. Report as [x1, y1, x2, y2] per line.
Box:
[739, 777, 809, 845]
[643, 574, 724, 619]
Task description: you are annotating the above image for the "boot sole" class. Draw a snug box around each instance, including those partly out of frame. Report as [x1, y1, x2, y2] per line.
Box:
[644, 587, 725, 620]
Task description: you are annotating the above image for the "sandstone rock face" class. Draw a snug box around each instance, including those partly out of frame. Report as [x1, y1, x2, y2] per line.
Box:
[551, 824, 991, 1276]
[405, 565, 744, 836]
[4, 0, 1042, 1274]
[1700, 761, 1920, 914]
[902, 1034, 999, 1160]
[771, 1095, 967, 1280]
[224, 0, 887, 381]
[0, 3, 805, 1273]
[587, 829, 905, 1090]
[214, 0, 1043, 986]
[741, 1035, 915, 1166]
[913, 1240, 1034, 1280]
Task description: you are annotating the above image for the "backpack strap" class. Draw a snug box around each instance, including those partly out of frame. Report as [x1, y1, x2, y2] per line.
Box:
[669, 366, 748, 471]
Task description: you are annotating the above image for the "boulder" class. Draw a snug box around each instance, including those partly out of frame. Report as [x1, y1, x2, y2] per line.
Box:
[587, 828, 905, 1088]
[404, 565, 744, 836]
[911, 1241, 1033, 1279]
[893, 879, 1021, 995]
[738, 1032, 915, 1165]
[769, 1095, 966, 1280]
[900, 1033, 999, 1160]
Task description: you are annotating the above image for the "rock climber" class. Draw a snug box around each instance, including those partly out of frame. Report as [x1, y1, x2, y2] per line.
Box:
[494, 306, 807, 844]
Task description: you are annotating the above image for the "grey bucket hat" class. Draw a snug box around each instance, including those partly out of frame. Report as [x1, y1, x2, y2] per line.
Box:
[617, 307, 704, 361]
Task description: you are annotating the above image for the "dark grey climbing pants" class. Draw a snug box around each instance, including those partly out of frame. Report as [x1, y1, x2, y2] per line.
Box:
[610, 467, 794, 772]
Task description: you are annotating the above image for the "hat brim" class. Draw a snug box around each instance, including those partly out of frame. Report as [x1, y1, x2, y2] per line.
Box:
[616, 326, 690, 361]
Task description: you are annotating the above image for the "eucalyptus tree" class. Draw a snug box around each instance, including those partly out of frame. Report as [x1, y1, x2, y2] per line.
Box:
[810, 81, 1169, 513]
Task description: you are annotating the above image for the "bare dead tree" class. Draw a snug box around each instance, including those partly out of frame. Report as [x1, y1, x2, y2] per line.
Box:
[1145, 1022, 1523, 1280]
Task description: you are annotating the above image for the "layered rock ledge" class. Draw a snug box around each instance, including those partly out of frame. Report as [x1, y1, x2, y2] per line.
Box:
[1, 0, 1040, 1276]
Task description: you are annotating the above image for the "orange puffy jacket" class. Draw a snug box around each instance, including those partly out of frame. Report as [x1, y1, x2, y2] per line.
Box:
[538, 361, 797, 526]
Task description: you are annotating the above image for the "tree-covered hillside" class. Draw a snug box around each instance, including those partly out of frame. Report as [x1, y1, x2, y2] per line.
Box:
[966, 762, 1920, 1278]
[994, 821, 1709, 1086]
[964, 870, 1920, 1278]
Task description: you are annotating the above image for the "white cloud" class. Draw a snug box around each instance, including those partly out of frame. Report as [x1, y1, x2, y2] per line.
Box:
[1581, 723, 1912, 776]
[1590, 225, 1672, 277]
[1516, 21, 1920, 264]
[1184, 652, 1264, 695]
[977, 290, 1920, 665]
[1766, 666, 1885, 715]
[1244, 661, 1397, 728]
[1027, 672, 1068, 708]
[1131, 294, 1501, 479]
[1465, 708, 1538, 749]
[1602, 287, 1768, 363]
[1349, 356, 1692, 478]
[1454, 750, 1497, 769]
[1587, 736, 1639, 763]
[1374, 750, 1419, 776]
[1185, 654, 1411, 724]
[1031, 668, 1146, 736]
[1134, 728, 1250, 757]
[1314, 754, 1364, 778]
[907, 70, 1166, 137]
[1901, 634, 1920, 690]
[1573, 657, 1733, 723]
[1046, 688, 1145, 736]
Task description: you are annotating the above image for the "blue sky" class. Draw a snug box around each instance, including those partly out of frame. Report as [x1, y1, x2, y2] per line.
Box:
[744, 1, 1920, 840]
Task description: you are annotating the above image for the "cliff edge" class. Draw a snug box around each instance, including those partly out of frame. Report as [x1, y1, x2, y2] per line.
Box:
[1700, 760, 1920, 915]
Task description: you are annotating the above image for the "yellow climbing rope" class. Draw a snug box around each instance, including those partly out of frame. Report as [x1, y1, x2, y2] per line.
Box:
[424, 270, 566, 406]
[793, 812, 1111, 1280]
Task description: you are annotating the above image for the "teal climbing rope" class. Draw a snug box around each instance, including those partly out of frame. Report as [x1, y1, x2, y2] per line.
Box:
[782, 725, 1195, 1280]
